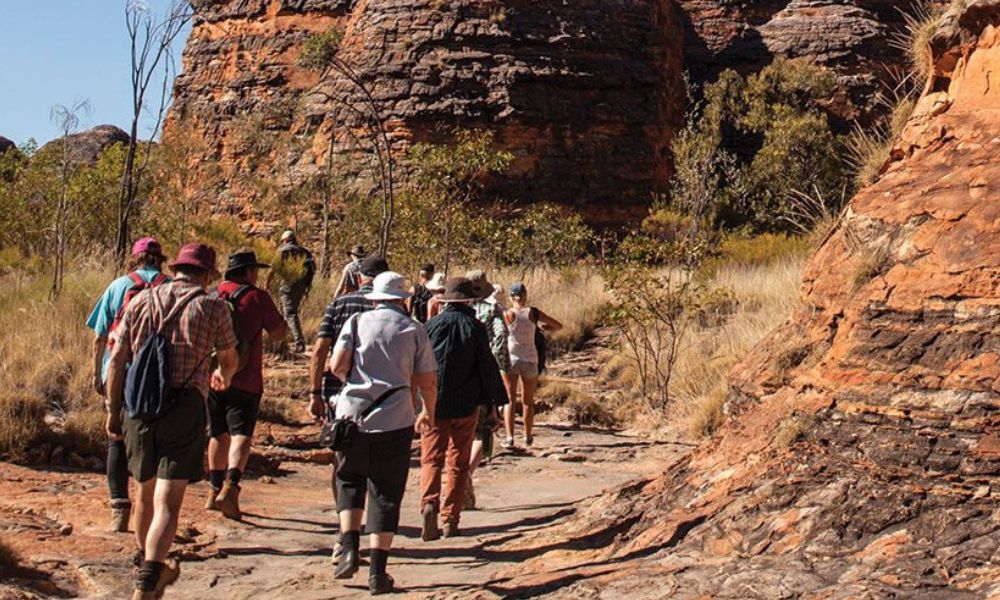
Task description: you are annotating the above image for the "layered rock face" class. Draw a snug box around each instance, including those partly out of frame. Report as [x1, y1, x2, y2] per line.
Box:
[167, 0, 685, 225]
[486, 2, 1000, 597]
[676, 0, 926, 121]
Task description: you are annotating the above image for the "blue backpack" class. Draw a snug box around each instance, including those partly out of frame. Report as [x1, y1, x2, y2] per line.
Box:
[124, 289, 204, 422]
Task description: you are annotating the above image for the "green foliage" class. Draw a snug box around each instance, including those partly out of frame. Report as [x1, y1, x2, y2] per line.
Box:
[474, 204, 594, 275]
[671, 59, 851, 233]
[848, 96, 916, 188]
[299, 27, 345, 72]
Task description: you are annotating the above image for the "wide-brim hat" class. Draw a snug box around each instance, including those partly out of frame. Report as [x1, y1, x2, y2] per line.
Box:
[225, 249, 270, 275]
[425, 273, 447, 292]
[464, 269, 493, 300]
[365, 271, 412, 301]
[170, 243, 221, 279]
[347, 244, 367, 258]
[438, 277, 479, 303]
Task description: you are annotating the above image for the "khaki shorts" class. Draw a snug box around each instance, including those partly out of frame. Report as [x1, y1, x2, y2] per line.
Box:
[506, 360, 539, 379]
[124, 388, 207, 483]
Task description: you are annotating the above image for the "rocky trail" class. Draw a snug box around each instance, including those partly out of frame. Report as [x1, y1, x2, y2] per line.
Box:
[0, 336, 693, 600]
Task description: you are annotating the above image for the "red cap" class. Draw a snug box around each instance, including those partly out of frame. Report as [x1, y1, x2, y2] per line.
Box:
[131, 237, 164, 258]
[169, 243, 220, 278]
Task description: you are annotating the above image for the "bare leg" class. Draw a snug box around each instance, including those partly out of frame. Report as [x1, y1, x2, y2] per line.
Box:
[207, 435, 229, 473]
[502, 372, 519, 440]
[339, 508, 363, 534]
[469, 440, 484, 476]
[228, 434, 253, 471]
[370, 532, 394, 551]
[145, 479, 189, 562]
[522, 376, 539, 441]
[135, 479, 156, 554]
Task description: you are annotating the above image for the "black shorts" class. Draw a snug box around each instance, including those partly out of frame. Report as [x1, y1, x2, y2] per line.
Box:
[208, 387, 263, 438]
[124, 388, 207, 483]
[336, 427, 414, 533]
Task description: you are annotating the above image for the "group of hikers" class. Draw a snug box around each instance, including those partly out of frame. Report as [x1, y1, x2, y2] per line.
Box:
[86, 233, 562, 598]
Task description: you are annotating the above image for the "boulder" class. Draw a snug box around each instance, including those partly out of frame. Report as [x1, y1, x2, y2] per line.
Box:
[38, 125, 130, 165]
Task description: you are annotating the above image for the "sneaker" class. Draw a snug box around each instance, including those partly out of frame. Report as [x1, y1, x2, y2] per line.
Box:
[110, 500, 131, 533]
[464, 477, 477, 511]
[369, 573, 395, 595]
[334, 547, 359, 579]
[421, 504, 441, 542]
[216, 482, 242, 521]
[204, 486, 220, 511]
[501, 437, 515, 450]
[442, 523, 461, 538]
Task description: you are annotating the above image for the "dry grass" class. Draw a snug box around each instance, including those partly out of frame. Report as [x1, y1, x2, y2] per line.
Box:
[258, 396, 304, 426]
[536, 379, 618, 428]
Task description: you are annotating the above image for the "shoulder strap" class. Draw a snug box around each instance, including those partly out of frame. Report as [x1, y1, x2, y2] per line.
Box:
[150, 273, 169, 287]
[359, 386, 409, 420]
[530, 307, 539, 323]
[154, 287, 206, 335]
[127, 271, 145, 287]
[229, 284, 252, 303]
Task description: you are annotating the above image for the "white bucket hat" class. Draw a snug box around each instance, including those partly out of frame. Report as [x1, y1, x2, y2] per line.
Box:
[425, 272, 447, 293]
[365, 271, 412, 301]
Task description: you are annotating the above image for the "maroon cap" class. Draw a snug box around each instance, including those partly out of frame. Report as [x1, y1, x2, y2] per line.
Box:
[169, 243, 220, 278]
[131, 237, 164, 258]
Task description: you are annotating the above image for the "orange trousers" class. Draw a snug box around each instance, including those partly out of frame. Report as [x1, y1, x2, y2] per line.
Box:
[419, 411, 478, 525]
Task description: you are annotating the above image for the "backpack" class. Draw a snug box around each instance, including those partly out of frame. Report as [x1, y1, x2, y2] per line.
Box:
[214, 284, 253, 371]
[530, 308, 548, 374]
[108, 272, 169, 349]
[124, 288, 204, 422]
[411, 283, 433, 323]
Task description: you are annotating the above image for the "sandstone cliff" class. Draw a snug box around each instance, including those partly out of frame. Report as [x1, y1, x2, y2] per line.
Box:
[484, 2, 1000, 597]
[37, 125, 130, 165]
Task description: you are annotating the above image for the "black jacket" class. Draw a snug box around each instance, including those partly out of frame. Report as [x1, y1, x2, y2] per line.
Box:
[425, 304, 509, 419]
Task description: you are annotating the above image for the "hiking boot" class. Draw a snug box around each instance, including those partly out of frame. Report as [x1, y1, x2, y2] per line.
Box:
[501, 437, 515, 450]
[110, 499, 131, 533]
[293, 342, 306, 353]
[421, 504, 441, 542]
[464, 477, 477, 510]
[216, 482, 242, 521]
[443, 523, 461, 538]
[329, 541, 343, 564]
[204, 486, 221, 511]
[334, 547, 359, 579]
[524, 435, 534, 448]
[369, 573, 395, 595]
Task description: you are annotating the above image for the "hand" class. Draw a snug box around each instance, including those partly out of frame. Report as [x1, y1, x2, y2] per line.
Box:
[486, 409, 501, 432]
[105, 411, 122, 437]
[309, 394, 327, 423]
[93, 374, 105, 397]
[415, 410, 434, 433]
[210, 368, 230, 392]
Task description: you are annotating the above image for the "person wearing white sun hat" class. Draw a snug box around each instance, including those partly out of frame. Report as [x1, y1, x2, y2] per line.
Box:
[424, 272, 447, 320]
[327, 271, 438, 595]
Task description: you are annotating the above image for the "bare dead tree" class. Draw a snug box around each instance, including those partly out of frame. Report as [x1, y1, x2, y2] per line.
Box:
[49, 100, 93, 299]
[115, 0, 191, 262]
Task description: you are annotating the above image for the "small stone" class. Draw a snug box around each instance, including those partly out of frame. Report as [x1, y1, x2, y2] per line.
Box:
[58, 523, 73, 536]
[260, 476, 275, 484]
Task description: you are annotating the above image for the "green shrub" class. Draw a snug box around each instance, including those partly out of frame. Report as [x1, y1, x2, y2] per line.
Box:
[299, 27, 345, 72]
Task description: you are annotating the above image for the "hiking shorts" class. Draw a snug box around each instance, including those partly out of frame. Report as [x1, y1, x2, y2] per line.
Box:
[336, 426, 414, 533]
[124, 388, 206, 483]
[506, 360, 539, 379]
[208, 387, 263, 438]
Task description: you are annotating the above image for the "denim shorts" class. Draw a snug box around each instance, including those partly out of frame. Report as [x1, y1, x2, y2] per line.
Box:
[506, 360, 539, 379]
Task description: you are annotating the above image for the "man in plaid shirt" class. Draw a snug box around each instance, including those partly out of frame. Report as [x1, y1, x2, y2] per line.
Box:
[106, 243, 238, 600]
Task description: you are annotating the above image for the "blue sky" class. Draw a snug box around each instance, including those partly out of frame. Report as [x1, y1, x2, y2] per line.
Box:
[0, 1, 191, 146]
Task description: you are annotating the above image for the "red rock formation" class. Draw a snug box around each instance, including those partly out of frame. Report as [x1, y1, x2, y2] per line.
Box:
[485, 1, 1000, 597]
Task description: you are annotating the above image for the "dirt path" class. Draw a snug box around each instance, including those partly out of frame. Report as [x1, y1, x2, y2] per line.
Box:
[1, 342, 693, 599]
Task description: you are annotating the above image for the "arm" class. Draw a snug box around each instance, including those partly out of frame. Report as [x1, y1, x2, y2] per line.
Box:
[105, 337, 129, 436]
[92, 335, 108, 396]
[536, 308, 563, 332]
[412, 370, 437, 432]
[308, 337, 334, 420]
[211, 348, 239, 392]
[330, 343, 352, 382]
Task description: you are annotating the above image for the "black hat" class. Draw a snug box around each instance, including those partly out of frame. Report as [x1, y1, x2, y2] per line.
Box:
[348, 245, 367, 258]
[225, 249, 270, 275]
[438, 277, 478, 303]
[359, 255, 390, 277]
[420, 263, 436, 274]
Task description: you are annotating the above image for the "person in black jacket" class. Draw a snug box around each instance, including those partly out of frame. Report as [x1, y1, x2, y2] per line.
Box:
[421, 278, 507, 539]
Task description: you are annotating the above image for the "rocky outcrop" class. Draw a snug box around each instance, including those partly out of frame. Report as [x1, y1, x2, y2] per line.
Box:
[167, 0, 686, 226]
[484, 2, 1000, 597]
[37, 125, 130, 165]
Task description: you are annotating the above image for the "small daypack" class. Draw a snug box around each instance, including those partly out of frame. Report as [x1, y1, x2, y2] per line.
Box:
[214, 284, 253, 371]
[108, 272, 169, 349]
[124, 288, 204, 422]
[411, 283, 433, 323]
[530, 307, 548, 374]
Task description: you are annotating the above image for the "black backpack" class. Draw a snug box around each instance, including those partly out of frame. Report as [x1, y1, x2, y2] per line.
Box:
[411, 283, 433, 323]
[530, 308, 548, 374]
[215, 284, 253, 371]
[124, 289, 204, 421]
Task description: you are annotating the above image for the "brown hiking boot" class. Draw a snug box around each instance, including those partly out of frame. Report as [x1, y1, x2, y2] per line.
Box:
[110, 500, 131, 533]
[204, 486, 220, 511]
[443, 522, 461, 538]
[464, 476, 477, 510]
[421, 504, 441, 541]
[216, 482, 242, 520]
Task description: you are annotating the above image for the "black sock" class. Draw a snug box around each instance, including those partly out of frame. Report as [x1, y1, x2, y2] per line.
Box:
[340, 530, 361, 551]
[370, 549, 389, 575]
[226, 468, 242, 485]
[209, 470, 225, 490]
[136, 560, 165, 592]
[107, 440, 129, 501]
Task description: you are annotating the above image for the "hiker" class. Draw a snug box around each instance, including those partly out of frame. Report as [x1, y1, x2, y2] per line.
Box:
[265, 230, 315, 352]
[105, 243, 238, 600]
[309, 255, 389, 523]
[325, 271, 438, 595]
[335, 244, 367, 297]
[206, 250, 287, 520]
[502, 283, 563, 449]
[466, 272, 510, 509]
[422, 277, 507, 538]
[408, 263, 436, 323]
[86, 237, 170, 533]
[425, 272, 447, 320]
